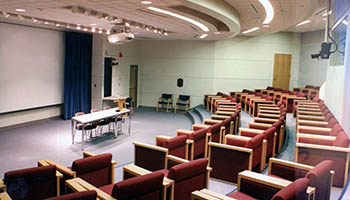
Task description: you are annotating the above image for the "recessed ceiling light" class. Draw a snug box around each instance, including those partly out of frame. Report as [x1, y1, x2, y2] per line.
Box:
[147, 7, 209, 32]
[32, 18, 37, 22]
[164, 32, 168, 36]
[153, 29, 158, 33]
[83, 27, 88, 31]
[258, 0, 274, 24]
[56, 23, 60, 27]
[242, 27, 260, 34]
[91, 27, 96, 32]
[141, 1, 152, 5]
[146, 27, 150, 31]
[98, 29, 103, 34]
[125, 22, 130, 27]
[263, 25, 270, 27]
[296, 20, 311, 26]
[90, 24, 97, 26]
[44, 21, 49, 24]
[106, 30, 110, 35]
[76, 26, 81, 30]
[199, 34, 208, 39]
[15, 9, 26, 12]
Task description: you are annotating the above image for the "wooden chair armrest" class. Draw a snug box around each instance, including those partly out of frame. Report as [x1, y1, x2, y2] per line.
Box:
[0, 192, 11, 200]
[156, 135, 172, 140]
[296, 143, 350, 152]
[38, 160, 63, 179]
[297, 125, 331, 133]
[257, 113, 280, 118]
[176, 129, 193, 136]
[204, 119, 222, 124]
[133, 141, 168, 152]
[215, 111, 235, 115]
[197, 189, 234, 200]
[253, 117, 279, 123]
[298, 111, 323, 115]
[186, 139, 194, 144]
[297, 115, 325, 120]
[209, 142, 252, 153]
[67, 178, 117, 200]
[297, 120, 328, 126]
[166, 155, 189, 164]
[45, 160, 76, 177]
[192, 124, 211, 129]
[211, 115, 230, 119]
[0, 179, 5, 192]
[123, 164, 152, 177]
[297, 133, 336, 141]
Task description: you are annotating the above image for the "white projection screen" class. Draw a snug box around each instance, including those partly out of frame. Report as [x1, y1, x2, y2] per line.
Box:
[0, 23, 65, 113]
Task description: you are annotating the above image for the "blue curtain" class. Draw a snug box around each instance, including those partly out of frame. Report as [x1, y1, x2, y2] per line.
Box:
[63, 32, 92, 119]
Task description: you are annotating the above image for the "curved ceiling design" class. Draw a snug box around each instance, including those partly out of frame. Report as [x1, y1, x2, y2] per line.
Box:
[0, 0, 327, 40]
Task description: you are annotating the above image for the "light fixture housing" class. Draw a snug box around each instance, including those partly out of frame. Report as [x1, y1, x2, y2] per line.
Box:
[296, 20, 311, 26]
[258, 0, 274, 24]
[242, 27, 260, 34]
[147, 6, 209, 32]
[15, 8, 26, 12]
[141, 1, 152, 5]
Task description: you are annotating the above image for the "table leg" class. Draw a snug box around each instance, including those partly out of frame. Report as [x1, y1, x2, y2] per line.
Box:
[71, 120, 75, 144]
[128, 114, 131, 134]
[114, 117, 118, 139]
[82, 127, 85, 151]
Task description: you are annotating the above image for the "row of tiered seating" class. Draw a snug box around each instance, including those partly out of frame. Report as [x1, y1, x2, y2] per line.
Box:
[191, 87, 343, 200]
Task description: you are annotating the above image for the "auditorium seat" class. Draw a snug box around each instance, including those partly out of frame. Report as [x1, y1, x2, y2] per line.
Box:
[124, 158, 210, 200]
[2, 165, 61, 200]
[268, 158, 334, 200]
[191, 171, 312, 200]
[100, 171, 166, 200]
[43, 191, 97, 200]
[240, 127, 276, 168]
[295, 131, 350, 187]
[157, 93, 173, 112]
[193, 121, 223, 143]
[208, 134, 264, 183]
[156, 135, 190, 160]
[39, 152, 116, 192]
[176, 128, 210, 160]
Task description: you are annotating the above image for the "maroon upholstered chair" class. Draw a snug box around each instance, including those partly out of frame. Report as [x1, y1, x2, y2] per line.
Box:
[296, 131, 350, 187]
[268, 158, 333, 200]
[100, 171, 165, 200]
[43, 191, 97, 200]
[191, 171, 312, 200]
[156, 135, 189, 159]
[240, 127, 276, 166]
[205, 121, 224, 143]
[39, 152, 116, 193]
[208, 134, 264, 183]
[297, 123, 343, 136]
[166, 158, 209, 200]
[3, 165, 61, 200]
[177, 128, 210, 160]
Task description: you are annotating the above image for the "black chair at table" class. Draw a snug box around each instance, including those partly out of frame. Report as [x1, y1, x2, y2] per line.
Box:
[175, 95, 190, 113]
[157, 93, 173, 112]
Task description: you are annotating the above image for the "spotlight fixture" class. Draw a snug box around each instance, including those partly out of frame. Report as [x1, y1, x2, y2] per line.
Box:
[146, 26, 150, 31]
[76, 25, 81, 30]
[83, 27, 88, 31]
[15, 8, 26, 12]
[199, 33, 208, 39]
[92, 27, 96, 32]
[258, 0, 274, 24]
[153, 29, 158, 33]
[18, 15, 24, 20]
[141, 1, 152, 5]
[147, 6, 209, 32]
[106, 30, 111, 35]
[98, 29, 103, 34]
[44, 21, 49, 24]
[296, 20, 311, 26]
[242, 27, 260, 34]
[164, 32, 168, 36]
[56, 23, 60, 27]
[125, 22, 130, 27]
[32, 17, 37, 22]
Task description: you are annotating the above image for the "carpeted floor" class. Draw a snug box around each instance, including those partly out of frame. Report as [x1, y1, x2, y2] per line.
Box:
[0, 106, 347, 199]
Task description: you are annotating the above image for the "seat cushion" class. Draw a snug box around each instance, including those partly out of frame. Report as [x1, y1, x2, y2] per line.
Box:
[228, 192, 258, 200]
[271, 178, 309, 200]
[167, 158, 208, 182]
[246, 134, 264, 149]
[333, 131, 350, 147]
[99, 184, 114, 195]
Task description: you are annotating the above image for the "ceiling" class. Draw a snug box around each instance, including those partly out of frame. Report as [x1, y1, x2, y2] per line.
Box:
[0, 0, 329, 40]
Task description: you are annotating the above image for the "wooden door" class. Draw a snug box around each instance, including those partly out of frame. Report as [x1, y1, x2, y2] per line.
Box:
[129, 65, 138, 106]
[273, 54, 292, 90]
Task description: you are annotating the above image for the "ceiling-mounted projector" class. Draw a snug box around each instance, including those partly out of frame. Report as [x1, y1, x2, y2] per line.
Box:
[107, 25, 134, 44]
